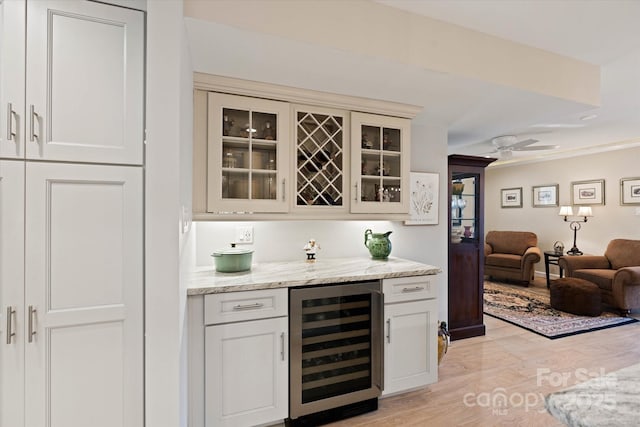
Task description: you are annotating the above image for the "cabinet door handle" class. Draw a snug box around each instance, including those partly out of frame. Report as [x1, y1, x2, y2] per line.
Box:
[232, 302, 264, 311]
[6, 103, 16, 141]
[354, 182, 359, 202]
[282, 178, 286, 202]
[30, 105, 40, 142]
[401, 286, 425, 293]
[280, 332, 285, 361]
[5, 306, 16, 344]
[28, 305, 36, 343]
[386, 318, 391, 343]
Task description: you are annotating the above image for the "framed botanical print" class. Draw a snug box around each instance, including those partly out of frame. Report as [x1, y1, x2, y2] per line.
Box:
[532, 184, 559, 207]
[501, 187, 522, 208]
[571, 179, 605, 205]
[405, 172, 439, 225]
[621, 177, 640, 205]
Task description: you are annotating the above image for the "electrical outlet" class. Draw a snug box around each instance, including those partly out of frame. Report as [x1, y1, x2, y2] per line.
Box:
[236, 226, 254, 244]
[181, 206, 191, 234]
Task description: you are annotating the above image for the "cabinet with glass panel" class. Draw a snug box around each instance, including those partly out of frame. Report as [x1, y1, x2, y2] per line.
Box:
[350, 112, 410, 214]
[206, 93, 290, 213]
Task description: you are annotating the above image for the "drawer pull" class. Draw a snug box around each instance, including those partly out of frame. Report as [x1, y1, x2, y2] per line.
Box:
[232, 302, 264, 311]
[401, 286, 425, 293]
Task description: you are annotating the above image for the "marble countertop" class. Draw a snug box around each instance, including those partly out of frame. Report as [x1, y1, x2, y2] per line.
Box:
[546, 362, 640, 426]
[187, 256, 441, 295]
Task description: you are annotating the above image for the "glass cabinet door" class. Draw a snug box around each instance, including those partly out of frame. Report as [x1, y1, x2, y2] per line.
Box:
[451, 173, 479, 242]
[207, 93, 290, 213]
[351, 112, 410, 214]
[295, 107, 346, 208]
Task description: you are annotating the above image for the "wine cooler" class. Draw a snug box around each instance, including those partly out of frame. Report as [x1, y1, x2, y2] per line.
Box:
[288, 281, 383, 425]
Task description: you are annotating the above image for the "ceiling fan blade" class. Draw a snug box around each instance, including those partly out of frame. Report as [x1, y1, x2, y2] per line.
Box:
[508, 138, 539, 149]
[513, 144, 559, 151]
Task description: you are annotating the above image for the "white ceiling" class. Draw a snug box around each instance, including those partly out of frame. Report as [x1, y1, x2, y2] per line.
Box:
[185, 0, 640, 165]
[375, 0, 640, 164]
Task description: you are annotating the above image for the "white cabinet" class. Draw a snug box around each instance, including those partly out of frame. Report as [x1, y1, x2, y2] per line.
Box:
[1, 0, 144, 164]
[1, 161, 144, 427]
[0, 1, 26, 158]
[204, 289, 288, 427]
[206, 93, 290, 213]
[0, 2, 144, 426]
[0, 160, 25, 427]
[382, 276, 438, 396]
[351, 112, 410, 214]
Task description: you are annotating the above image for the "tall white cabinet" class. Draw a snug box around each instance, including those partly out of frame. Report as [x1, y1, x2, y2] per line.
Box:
[0, 2, 144, 427]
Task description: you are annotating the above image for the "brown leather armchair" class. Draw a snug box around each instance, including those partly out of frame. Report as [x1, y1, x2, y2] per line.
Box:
[484, 231, 541, 285]
[558, 239, 640, 315]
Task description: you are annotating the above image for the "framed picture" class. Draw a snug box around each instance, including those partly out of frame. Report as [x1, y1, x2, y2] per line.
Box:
[501, 187, 522, 208]
[571, 179, 605, 205]
[405, 172, 439, 225]
[621, 177, 640, 205]
[532, 184, 559, 207]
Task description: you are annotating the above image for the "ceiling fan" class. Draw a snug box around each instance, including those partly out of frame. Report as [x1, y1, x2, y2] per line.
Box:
[487, 135, 559, 159]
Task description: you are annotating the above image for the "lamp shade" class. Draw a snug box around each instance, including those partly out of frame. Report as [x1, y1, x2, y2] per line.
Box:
[577, 206, 593, 217]
[558, 206, 574, 216]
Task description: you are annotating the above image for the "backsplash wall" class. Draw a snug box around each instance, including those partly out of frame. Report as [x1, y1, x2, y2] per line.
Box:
[195, 220, 437, 267]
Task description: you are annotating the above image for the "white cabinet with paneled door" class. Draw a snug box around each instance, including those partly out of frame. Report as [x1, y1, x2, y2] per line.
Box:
[382, 276, 438, 396]
[1, 0, 144, 164]
[1, 161, 143, 427]
[351, 112, 410, 214]
[207, 93, 290, 213]
[0, 160, 26, 427]
[204, 289, 289, 427]
[0, 1, 25, 158]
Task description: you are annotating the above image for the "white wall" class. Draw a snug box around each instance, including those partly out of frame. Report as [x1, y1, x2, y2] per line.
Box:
[195, 120, 450, 318]
[485, 146, 640, 277]
[146, 1, 193, 426]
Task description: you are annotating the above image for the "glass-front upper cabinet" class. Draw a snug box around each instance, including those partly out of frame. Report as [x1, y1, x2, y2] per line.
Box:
[350, 112, 410, 214]
[207, 93, 290, 213]
[294, 106, 347, 209]
[450, 173, 479, 243]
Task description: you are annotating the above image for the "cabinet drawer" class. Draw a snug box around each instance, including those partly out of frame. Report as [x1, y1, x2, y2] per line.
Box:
[204, 288, 288, 325]
[383, 276, 438, 303]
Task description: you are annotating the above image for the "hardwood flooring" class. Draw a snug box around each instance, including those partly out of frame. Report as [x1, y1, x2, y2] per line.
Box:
[327, 278, 640, 427]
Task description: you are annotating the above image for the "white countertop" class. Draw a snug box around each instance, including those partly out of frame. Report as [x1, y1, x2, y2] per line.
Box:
[546, 362, 640, 426]
[187, 256, 441, 295]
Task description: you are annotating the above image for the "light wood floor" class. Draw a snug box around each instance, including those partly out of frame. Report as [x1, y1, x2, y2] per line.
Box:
[328, 278, 640, 427]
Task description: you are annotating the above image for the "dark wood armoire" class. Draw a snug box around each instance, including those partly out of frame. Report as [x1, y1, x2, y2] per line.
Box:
[448, 155, 496, 340]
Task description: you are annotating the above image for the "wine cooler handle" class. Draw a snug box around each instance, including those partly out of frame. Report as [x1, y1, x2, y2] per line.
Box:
[5, 306, 16, 344]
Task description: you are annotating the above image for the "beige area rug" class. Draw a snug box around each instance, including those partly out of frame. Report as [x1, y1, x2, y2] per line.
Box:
[483, 281, 638, 339]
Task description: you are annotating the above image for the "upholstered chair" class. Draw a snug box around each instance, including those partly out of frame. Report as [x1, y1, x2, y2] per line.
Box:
[484, 231, 541, 285]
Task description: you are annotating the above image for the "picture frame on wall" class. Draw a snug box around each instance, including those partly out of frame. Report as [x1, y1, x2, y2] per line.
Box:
[620, 177, 640, 205]
[532, 184, 559, 207]
[501, 187, 522, 208]
[405, 172, 439, 225]
[571, 179, 605, 205]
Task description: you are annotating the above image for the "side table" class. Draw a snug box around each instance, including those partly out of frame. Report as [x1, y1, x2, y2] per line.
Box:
[544, 250, 565, 288]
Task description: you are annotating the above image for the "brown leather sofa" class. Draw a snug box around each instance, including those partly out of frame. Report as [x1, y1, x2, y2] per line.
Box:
[558, 239, 640, 315]
[484, 231, 541, 285]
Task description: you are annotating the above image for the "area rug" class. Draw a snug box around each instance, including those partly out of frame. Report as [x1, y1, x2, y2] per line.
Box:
[483, 281, 638, 339]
